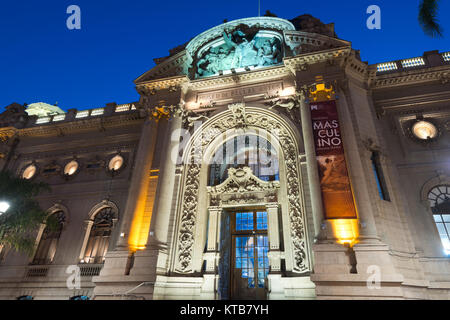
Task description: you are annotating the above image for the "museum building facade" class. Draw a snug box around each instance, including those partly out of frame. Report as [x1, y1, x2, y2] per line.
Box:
[0, 15, 449, 300]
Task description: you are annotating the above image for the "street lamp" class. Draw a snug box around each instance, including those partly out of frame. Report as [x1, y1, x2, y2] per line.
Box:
[0, 201, 10, 215]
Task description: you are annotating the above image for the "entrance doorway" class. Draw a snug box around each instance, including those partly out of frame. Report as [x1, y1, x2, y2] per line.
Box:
[230, 210, 269, 300]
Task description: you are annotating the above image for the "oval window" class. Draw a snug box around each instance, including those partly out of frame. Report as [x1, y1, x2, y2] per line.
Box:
[64, 160, 79, 176]
[22, 164, 37, 180]
[108, 155, 124, 171]
[412, 120, 438, 140]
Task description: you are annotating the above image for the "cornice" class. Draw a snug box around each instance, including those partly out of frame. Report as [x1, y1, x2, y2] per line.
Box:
[283, 46, 352, 73]
[134, 52, 189, 83]
[18, 140, 139, 161]
[374, 90, 450, 114]
[186, 47, 352, 92]
[135, 47, 353, 95]
[371, 66, 450, 89]
[135, 75, 190, 90]
[17, 113, 144, 138]
[187, 65, 291, 91]
[283, 30, 351, 52]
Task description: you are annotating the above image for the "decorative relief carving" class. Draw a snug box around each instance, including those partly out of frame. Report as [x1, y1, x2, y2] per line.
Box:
[264, 88, 308, 121]
[0, 128, 17, 142]
[228, 103, 247, 128]
[175, 104, 310, 273]
[207, 167, 279, 207]
[177, 150, 201, 273]
[208, 167, 279, 194]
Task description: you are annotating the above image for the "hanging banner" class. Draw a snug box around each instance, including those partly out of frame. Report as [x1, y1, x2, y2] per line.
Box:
[309, 100, 357, 219]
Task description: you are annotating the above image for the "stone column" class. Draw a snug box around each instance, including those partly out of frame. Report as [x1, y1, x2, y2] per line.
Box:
[148, 115, 183, 249]
[266, 203, 281, 272]
[116, 119, 159, 249]
[298, 89, 325, 240]
[79, 220, 94, 261]
[334, 84, 379, 243]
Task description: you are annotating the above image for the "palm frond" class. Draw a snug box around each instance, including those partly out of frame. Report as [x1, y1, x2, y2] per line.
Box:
[0, 170, 51, 255]
[418, 0, 443, 37]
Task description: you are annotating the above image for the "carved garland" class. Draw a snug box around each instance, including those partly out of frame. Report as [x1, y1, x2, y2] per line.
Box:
[175, 105, 309, 273]
[177, 148, 201, 272]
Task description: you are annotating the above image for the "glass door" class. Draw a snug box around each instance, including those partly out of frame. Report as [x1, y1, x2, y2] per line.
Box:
[231, 211, 269, 300]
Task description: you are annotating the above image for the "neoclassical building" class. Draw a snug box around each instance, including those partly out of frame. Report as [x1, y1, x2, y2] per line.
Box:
[0, 15, 449, 300]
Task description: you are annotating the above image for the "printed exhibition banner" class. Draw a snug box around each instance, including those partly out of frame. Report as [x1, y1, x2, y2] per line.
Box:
[309, 100, 358, 219]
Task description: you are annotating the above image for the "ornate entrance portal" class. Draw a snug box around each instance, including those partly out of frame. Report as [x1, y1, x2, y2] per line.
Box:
[168, 105, 312, 300]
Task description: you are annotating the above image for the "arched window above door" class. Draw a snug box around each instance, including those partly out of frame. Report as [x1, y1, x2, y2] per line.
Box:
[208, 135, 279, 186]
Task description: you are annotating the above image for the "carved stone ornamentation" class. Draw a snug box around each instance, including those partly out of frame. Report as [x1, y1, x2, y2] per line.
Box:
[176, 151, 201, 272]
[149, 106, 171, 122]
[208, 167, 280, 194]
[207, 167, 279, 207]
[175, 105, 310, 274]
[439, 72, 450, 85]
[228, 103, 247, 128]
[266, 90, 306, 111]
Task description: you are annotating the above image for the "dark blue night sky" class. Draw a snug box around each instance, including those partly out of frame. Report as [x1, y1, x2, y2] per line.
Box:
[1, 0, 449, 112]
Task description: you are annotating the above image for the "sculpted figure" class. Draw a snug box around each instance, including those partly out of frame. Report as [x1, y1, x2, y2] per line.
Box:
[258, 38, 282, 66]
[223, 30, 256, 68]
[268, 90, 305, 111]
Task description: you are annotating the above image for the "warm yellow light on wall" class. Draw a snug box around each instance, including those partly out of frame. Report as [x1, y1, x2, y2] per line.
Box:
[128, 199, 148, 252]
[309, 82, 334, 102]
[128, 170, 159, 252]
[331, 219, 359, 247]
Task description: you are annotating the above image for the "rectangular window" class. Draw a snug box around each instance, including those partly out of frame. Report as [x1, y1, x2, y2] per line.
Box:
[75, 110, 89, 119]
[371, 152, 390, 201]
[376, 62, 398, 72]
[401, 57, 425, 68]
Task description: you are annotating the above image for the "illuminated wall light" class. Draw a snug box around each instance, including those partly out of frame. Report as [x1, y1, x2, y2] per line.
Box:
[0, 202, 10, 215]
[331, 219, 359, 247]
[64, 160, 79, 176]
[412, 120, 438, 140]
[401, 57, 425, 68]
[377, 62, 398, 72]
[22, 164, 37, 180]
[108, 155, 124, 171]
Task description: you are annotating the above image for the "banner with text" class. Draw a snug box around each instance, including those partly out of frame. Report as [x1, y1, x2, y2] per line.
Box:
[310, 100, 357, 219]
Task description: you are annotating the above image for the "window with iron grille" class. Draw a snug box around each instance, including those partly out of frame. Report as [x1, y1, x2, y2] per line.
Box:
[83, 207, 115, 264]
[208, 135, 279, 186]
[31, 211, 65, 265]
